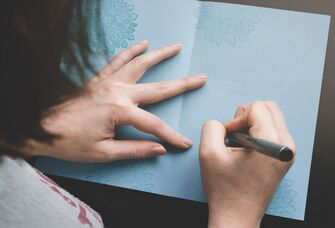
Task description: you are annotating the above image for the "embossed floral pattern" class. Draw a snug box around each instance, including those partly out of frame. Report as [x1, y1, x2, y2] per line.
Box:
[87, 0, 137, 55]
[86, 161, 154, 192]
[194, 4, 259, 45]
[70, 0, 138, 55]
[267, 179, 297, 217]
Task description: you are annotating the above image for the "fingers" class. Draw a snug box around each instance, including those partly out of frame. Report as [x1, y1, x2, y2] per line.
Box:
[123, 107, 193, 149]
[95, 139, 167, 161]
[224, 103, 250, 132]
[200, 120, 228, 159]
[224, 101, 278, 141]
[234, 103, 248, 118]
[99, 40, 148, 78]
[264, 101, 289, 132]
[224, 100, 296, 156]
[114, 43, 182, 83]
[130, 75, 207, 104]
[264, 101, 296, 153]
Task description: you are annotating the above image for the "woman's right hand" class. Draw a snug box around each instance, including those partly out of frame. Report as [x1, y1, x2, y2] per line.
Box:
[200, 101, 296, 228]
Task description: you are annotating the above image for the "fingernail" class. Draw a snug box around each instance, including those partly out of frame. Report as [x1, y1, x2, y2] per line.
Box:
[172, 43, 182, 49]
[182, 137, 193, 148]
[139, 40, 148, 45]
[194, 75, 208, 80]
[152, 145, 167, 155]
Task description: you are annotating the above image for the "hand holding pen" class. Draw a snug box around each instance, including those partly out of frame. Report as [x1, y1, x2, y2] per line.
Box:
[224, 100, 296, 161]
[199, 101, 296, 228]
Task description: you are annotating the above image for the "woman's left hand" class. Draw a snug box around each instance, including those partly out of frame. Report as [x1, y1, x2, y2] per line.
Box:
[13, 41, 207, 162]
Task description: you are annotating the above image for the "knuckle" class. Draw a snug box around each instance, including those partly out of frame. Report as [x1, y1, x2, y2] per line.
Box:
[117, 52, 130, 63]
[266, 100, 277, 106]
[100, 85, 113, 94]
[250, 128, 280, 143]
[125, 46, 138, 58]
[250, 100, 266, 113]
[132, 56, 143, 65]
[236, 105, 245, 111]
[97, 149, 111, 160]
[131, 145, 144, 159]
[150, 116, 164, 133]
[266, 100, 278, 109]
[154, 82, 169, 99]
[108, 100, 129, 113]
[133, 56, 149, 68]
[89, 76, 100, 84]
[155, 82, 168, 90]
[157, 48, 168, 57]
[252, 100, 264, 108]
[235, 105, 246, 116]
[101, 82, 125, 94]
[127, 46, 136, 56]
[181, 77, 193, 90]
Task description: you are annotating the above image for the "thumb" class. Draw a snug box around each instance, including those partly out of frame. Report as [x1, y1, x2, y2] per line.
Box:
[200, 120, 228, 161]
[223, 115, 246, 133]
[95, 140, 167, 162]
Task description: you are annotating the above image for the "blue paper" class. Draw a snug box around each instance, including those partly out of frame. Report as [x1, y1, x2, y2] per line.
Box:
[36, 0, 331, 220]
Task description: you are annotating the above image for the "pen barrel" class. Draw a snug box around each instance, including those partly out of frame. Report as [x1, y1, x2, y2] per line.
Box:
[252, 138, 287, 160]
[227, 133, 293, 162]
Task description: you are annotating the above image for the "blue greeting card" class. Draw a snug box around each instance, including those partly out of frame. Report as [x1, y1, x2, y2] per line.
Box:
[36, 0, 331, 220]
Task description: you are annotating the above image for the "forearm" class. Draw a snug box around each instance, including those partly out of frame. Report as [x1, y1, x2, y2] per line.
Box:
[208, 212, 261, 228]
[207, 199, 263, 228]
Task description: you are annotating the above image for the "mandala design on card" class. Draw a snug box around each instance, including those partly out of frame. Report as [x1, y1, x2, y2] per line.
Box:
[267, 179, 297, 217]
[62, 0, 138, 85]
[85, 161, 154, 192]
[194, 4, 259, 45]
[80, 0, 138, 56]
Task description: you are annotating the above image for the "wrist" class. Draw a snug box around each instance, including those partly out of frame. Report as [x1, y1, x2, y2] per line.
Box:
[0, 99, 74, 159]
[208, 198, 264, 228]
[0, 137, 49, 159]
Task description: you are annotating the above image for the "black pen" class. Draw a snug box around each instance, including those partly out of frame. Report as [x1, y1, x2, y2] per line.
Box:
[224, 132, 294, 162]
